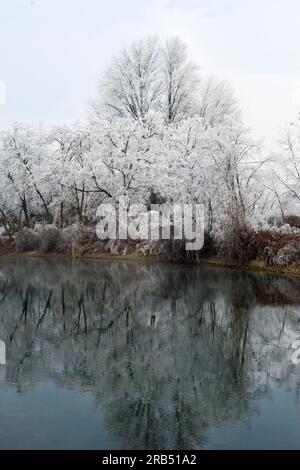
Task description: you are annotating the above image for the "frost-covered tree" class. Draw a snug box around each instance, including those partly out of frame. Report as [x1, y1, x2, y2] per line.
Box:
[198, 77, 238, 128]
[0, 35, 274, 256]
[0, 124, 53, 228]
[0, 111, 264, 241]
[276, 123, 300, 209]
[48, 124, 96, 225]
[93, 37, 163, 122]
[91, 36, 199, 124]
[162, 36, 199, 123]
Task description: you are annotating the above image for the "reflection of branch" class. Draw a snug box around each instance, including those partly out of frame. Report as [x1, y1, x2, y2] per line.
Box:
[96, 303, 131, 348]
[9, 285, 32, 342]
[77, 293, 87, 335]
[0, 278, 9, 303]
[277, 310, 287, 347]
[15, 290, 53, 382]
[35, 291, 52, 333]
[241, 318, 249, 367]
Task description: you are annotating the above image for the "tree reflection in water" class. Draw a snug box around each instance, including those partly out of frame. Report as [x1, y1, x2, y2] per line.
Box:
[0, 257, 300, 449]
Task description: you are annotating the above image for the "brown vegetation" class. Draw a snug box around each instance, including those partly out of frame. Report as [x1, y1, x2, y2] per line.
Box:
[2, 224, 300, 277]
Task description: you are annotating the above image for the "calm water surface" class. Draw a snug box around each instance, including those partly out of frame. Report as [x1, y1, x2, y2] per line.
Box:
[0, 257, 300, 449]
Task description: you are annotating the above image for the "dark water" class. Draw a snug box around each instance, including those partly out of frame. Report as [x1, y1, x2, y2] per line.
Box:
[0, 257, 300, 450]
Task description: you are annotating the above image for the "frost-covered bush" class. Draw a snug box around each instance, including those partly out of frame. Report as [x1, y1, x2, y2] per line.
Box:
[135, 239, 200, 263]
[38, 225, 62, 254]
[254, 223, 300, 236]
[214, 221, 255, 264]
[249, 229, 300, 267]
[15, 228, 39, 253]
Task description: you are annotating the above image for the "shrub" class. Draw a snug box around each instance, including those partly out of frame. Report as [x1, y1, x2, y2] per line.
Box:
[136, 239, 201, 263]
[15, 228, 39, 252]
[38, 225, 62, 253]
[68, 224, 105, 256]
[0, 236, 15, 254]
[268, 215, 300, 229]
[218, 221, 255, 264]
[250, 230, 300, 267]
[283, 215, 300, 229]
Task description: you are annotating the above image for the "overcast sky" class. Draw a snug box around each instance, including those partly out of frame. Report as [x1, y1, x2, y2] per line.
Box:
[1, 0, 300, 151]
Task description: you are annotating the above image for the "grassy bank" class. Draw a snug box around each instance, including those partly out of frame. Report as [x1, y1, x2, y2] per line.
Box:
[1, 240, 300, 280]
[0, 225, 300, 278]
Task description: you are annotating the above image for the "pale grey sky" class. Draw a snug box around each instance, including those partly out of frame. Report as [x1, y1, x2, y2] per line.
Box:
[1, 0, 300, 150]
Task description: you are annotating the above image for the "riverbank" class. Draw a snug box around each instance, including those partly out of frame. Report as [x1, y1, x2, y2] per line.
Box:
[196, 257, 300, 278]
[1, 227, 300, 278]
[2, 246, 300, 279]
